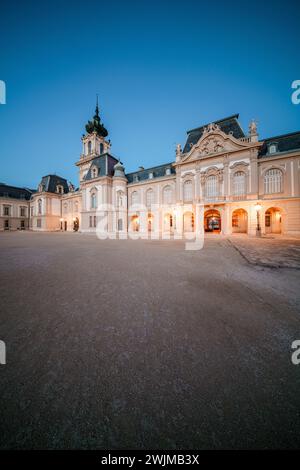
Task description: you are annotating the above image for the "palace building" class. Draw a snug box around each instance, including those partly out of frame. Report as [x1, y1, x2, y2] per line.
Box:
[1, 103, 300, 237]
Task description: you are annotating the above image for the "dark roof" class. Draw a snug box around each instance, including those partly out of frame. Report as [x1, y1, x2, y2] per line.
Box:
[0, 183, 35, 200]
[258, 131, 300, 158]
[126, 162, 175, 184]
[38, 175, 69, 194]
[84, 153, 119, 181]
[182, 114, 245, 153]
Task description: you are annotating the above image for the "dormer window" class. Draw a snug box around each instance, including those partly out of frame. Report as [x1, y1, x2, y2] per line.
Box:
[134, 175, 139, 182]
[149, 172, 154, 179]
[91, 167, 98, 179]
[165, 168, 171, 176]
[56, 184, 64, 194]
[268, 143, 278, 154]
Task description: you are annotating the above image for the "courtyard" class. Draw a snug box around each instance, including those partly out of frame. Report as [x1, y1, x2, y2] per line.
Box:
[0, 232, 300, 449]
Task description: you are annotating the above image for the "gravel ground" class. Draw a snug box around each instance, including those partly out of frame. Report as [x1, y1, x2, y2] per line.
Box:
[0, 231, 300, 449]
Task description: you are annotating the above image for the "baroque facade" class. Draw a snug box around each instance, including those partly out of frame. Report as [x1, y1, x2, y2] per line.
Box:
[1, 104, 300, 237]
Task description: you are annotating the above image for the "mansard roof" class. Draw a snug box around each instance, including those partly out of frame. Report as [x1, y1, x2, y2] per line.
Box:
[0, 183, 35, 200]
[258, 131, 300, 158]
[84, 153, 119, 181]
[38, 175, 69, 194]
[126, 162, 175, 184]
[182, 114, 245, 153]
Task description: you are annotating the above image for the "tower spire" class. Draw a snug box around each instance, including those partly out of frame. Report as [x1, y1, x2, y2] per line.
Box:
[95, 94, 99, 117]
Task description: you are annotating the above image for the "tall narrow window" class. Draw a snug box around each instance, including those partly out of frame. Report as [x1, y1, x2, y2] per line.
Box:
[131, 191, 139, 206]
[38, 199, 42, 215]
[91, 192, 97, 209]
[233, 171, 246, 196]
[100, 143, 104, 154]
[146, 189, 154, 207]
[88, 141, 92, 154]
[163, 185, 172, 204]
[264, 169, 283, 194]
[205, 175, 218, 198]
[183, 180, 193, 201]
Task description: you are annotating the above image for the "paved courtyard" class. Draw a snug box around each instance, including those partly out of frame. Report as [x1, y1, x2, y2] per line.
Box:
[0, 232, 300, 449]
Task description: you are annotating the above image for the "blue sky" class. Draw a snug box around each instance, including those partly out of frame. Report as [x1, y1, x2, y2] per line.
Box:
[0, 0, 299, 188]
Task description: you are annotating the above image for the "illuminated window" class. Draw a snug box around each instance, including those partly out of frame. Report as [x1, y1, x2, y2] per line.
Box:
[264, 169, 283, 194]
[183, 180, 193, 201]
[233, 171, 246, 196]
[206, 175, 218, 198]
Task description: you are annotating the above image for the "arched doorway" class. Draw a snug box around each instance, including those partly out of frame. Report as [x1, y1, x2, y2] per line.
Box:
[183, 211, 194, 232]
[164, 213, 173, 232]
[265, 207, 282, 234]
[130, 214, 139, 232]
[147, 213, 154, 232]
[73, 217, 79, 231]
[204, 209, 221, 232]
[232, 209, 248, 233]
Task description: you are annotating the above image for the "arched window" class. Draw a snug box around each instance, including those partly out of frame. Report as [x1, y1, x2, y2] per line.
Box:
[91, 191, 97, 209]
[183, 180, 193, 201]
[233, 171, 246, 196]
[117, 191, 124, 207]
[206, 175, 218, 198]
[88, 141, 92, 154]
[264, 168, 283, 194]
[38, 199, 42, 215]
[131, 191, 139, 206]
[146, 189, 154, 207]
[91, 167, 97, 179]
[163, 185, 172, 204]
[100, 143, 104, 154]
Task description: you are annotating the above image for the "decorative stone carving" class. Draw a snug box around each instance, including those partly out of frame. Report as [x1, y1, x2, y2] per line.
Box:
[199, 136, 225, 155]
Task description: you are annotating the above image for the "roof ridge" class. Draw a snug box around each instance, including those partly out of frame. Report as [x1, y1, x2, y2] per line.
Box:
[186, 114, 240, 134]
[261, 130, 300, 142]
[126, 162, 173, 175]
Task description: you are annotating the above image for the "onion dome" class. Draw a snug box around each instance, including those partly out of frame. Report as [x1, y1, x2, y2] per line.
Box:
[85, 97, 108, 137]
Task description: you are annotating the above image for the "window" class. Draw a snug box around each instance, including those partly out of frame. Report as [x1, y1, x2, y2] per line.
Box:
[100, 143, 104, 154]
[89, 216, 93, 227]
[4, 220, 9, 230]
[56, 185, 64, 194]
[268, 143, 278, 154]
[265, 211, 271, 227]
[183, 180, 193, 201]
[163, 185, 172, 204]
[94, 216, 97, 227]
[149, 172, 154, 179]
[88, 141, 92, 154]
[63, 203, 68, 214]
[118, 218, 123, 231]
[205, 175, 218, 198]
[131, 191, 139, 206]
[165, 168, 171, 176]
[117, 191, 124, 208]
[146, 189, 154, 207]
[30, 207, 34, 217]
[233, 171, 246, 196]
[20, 207, 26, 217]
[91, 167, 97, 178]
[20, 220, 25, 229]
[264, 168, 283, 194]
[91, 192, 97, 209]
[3, 206, 10, 216]
[38, 199, 42, 215]
[37, 219, 41, 228]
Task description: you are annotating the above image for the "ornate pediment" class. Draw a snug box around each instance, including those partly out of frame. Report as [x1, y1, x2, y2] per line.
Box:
[180, 123, 261, 164]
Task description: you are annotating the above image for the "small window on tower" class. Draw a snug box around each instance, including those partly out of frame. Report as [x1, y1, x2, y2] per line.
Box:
[100, 143, 104, 154]
[88, 141, 92, 154]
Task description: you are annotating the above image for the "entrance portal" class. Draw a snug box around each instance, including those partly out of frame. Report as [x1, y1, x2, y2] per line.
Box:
[232, 209, 248, 233]
[204, 210, 221, 232]
[265, 207, 282, 234]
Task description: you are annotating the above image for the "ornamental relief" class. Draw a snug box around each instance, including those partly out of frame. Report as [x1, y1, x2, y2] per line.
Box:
[199, 136, 226, 156]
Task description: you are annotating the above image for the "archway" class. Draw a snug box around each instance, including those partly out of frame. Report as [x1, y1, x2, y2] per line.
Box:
[232, 209, 248, 233]
[183, 211, 194, 232]
[265, 207, 282, 234]
[164, 213, 174, 232]
[130, 214, 139, 232]
[204, 209, 221, 232]
[73, 217, 79, 232]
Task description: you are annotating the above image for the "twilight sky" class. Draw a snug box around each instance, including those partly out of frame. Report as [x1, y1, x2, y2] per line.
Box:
[0, 0, 299, 188]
